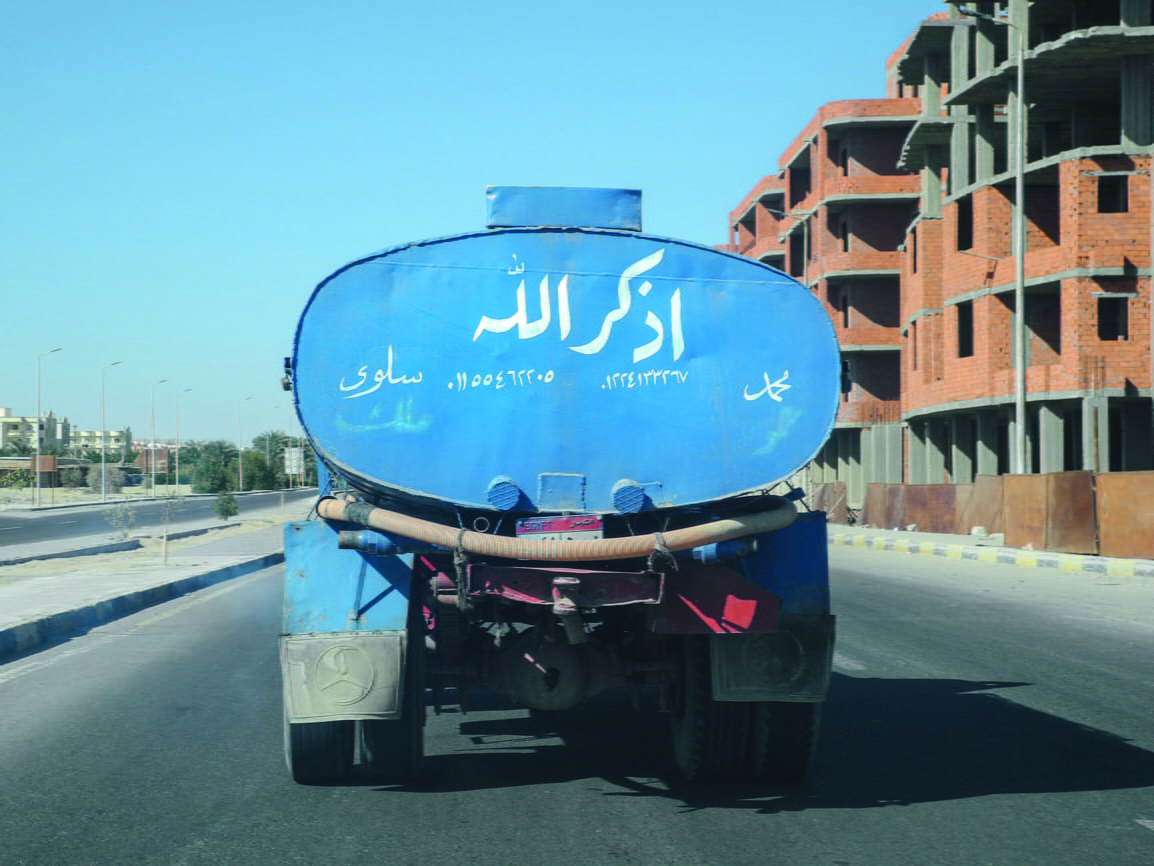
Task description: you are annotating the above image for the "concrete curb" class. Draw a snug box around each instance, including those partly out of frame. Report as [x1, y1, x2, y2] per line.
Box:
[828, 529, 1154, 578]
[0, 551, 285, 662]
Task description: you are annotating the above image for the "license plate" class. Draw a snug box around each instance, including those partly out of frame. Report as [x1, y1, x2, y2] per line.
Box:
[516, 514, 604, 541]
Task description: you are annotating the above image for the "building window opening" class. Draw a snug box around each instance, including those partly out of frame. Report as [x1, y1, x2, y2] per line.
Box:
[841, 359, 852, 402]
[956, 195, 973, 250]
[1098, 296, 1129, 340]
[1098, 175, 1129, 213]
[957, 300, 974, 357]
[1026, 284, 1062, 363]
[911, 321, 919, 371]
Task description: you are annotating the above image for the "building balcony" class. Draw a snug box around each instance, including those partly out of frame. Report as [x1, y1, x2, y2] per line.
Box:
[822, 174, 921, 202]
[945, 26, 1154, 107]
[746, 235, 787, 262]
[835, 398, 903, 427]
[814, 250, 904, 279]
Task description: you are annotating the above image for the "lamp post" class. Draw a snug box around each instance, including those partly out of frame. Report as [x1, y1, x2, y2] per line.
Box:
[100, 361, 121, 502]
[151, 379, 167, 495]
[175, 388, 192, 494]
[764, 207, 811, 287]
[956, 3, 1028, 473]
[266, 404, 279, 486]
[237, 396, 252, 492]
[35, 348, 63, 507]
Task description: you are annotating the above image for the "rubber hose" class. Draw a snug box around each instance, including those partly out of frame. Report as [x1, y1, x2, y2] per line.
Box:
[316, 495, 797, 562]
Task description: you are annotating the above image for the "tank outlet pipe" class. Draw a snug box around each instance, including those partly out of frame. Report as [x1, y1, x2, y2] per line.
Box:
[680, 537, 759, 565]
[316, 496, 797, 563]
[336, 529, 449, 557]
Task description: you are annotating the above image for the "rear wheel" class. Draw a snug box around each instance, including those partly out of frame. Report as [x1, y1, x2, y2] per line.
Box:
[669, 636, 820, 783]
[761, 701, 821, 783]
[284, 714, 355, 785]
[671, 636, 757, 781]
[360, 581, 427, 784]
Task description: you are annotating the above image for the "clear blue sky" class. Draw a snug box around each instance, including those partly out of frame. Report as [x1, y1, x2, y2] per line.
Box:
[2, 0, 937, 445]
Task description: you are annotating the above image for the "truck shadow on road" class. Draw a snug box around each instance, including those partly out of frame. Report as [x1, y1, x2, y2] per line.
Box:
[395, 674, 1154, 813]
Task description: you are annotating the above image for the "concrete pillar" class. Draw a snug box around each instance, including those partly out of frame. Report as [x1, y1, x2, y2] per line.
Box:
[885, 425, 904, 484]
[1009, 0, 1030, 44]
[951, 415, 976, 484]
[923, 53, 942, 117]
[908, 421, 927, 484]
[1009, 410, 1025, 474]
[976, 411, 999, 476]
[1122, 0, 1152, 26]
[1082, 397, 1108, 473]
[836, 430, 851, 485]
[974, 105, 996, 182]
[1038, 402, 1064, 474]
[1121, 56, 1154, 148]
[949, 18, 972, 194]
[926, 419, 948, 484]
[847, 430, 864, 509]
[861, 427, 876, 484]
[923, 146, 943, 219]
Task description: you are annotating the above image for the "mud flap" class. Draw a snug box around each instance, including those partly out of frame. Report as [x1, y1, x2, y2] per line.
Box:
[708, 614, 835, 702]
[280, 630, 407, 723]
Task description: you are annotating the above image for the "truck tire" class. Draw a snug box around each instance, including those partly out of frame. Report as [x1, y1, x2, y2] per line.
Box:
[761, 701, 820, 784]
[670, 636, 759, 782]
[670, 637, 820, 783]
[284, 714, 355, 785]
[359, 588, 426, 783]
[359, 672, 424, 783]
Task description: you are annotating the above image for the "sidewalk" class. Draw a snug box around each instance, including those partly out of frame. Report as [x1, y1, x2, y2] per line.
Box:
[0, 520, 290, 661]
[827, 524, 1154, 579]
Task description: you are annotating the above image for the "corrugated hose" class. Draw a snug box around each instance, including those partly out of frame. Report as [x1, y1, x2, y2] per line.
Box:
[316, 494, 797, 562]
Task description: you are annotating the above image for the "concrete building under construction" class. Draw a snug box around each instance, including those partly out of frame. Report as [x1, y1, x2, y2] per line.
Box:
[730, 0, 1154, 512]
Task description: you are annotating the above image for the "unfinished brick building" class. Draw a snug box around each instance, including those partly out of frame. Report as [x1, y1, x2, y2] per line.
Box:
[730, 0, 1154, 510]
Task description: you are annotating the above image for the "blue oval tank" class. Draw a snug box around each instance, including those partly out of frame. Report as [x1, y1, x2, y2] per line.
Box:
[291, 187, 840, 515]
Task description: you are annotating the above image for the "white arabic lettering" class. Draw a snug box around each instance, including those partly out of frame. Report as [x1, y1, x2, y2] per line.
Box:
[341, 346, 423, 399]
[743, 370, 791, 403]
[472, 249, 683, 363]
[472, 275, 568, 342]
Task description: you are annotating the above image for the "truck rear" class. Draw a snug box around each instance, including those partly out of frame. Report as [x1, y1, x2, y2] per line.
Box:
[280, 187, 840, 784]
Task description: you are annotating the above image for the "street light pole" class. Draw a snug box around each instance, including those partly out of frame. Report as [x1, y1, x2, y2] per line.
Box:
[176, 388, 192, 494]
[151, 379, 167, 495]
[237, 396, 252, 492]
[101, 361, 121, 502]
[35, 348, 62, 507]
[956, 3, 1028, 473]
[266, 404, 279, 485]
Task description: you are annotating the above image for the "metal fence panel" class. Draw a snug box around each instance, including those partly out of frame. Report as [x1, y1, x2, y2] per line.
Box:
[1097, 471, 1154, 559]
[1046, 471, 1098, 555]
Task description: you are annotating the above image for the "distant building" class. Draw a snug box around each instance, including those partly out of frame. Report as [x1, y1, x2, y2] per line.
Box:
[0, 407, 69, 453]
[0, 407, 131, 458]
[70, 427, 134, 458]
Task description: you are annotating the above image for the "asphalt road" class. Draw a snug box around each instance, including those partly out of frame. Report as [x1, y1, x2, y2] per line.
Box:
[0, 548, 1151, 865]
[0, 489, 317, 546]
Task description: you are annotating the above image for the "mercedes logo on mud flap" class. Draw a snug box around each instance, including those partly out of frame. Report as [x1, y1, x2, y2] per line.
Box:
[314, 645, 376, 705]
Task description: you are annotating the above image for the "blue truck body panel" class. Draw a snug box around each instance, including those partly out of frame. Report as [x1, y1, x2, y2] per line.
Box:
[292, 191, 840, 514]
[283, 520, 413, 634]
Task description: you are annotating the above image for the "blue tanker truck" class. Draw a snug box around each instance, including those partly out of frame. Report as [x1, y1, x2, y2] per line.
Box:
[280, 187, 840, 784]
